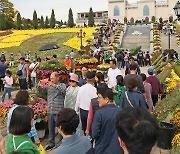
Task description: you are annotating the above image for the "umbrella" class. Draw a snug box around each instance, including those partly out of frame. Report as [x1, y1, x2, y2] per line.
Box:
[39, 44, 60, 51]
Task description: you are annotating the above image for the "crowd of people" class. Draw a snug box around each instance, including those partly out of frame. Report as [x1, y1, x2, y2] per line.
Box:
[0, 19, 176, 154]
[0, 54, 163, 154]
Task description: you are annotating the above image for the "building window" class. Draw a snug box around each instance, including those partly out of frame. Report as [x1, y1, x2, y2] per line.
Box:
[143, 5, 149, 16]
[114, 6, 119, 16]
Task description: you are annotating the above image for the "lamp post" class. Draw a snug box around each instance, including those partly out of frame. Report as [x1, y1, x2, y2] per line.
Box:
[79, 29, 83, 49]
[167, 24, 171, 49]
[173, 1, 180, 21]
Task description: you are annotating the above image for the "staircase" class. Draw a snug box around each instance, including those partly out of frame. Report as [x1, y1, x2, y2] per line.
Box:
[122, 25, 151, 51]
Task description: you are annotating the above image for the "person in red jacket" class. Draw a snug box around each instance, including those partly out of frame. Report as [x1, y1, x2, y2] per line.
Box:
[63, 55, 71, 70]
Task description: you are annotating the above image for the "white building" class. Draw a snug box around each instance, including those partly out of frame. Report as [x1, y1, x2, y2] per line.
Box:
[76, 11, 108, 26]
[108, 0, 177, 22]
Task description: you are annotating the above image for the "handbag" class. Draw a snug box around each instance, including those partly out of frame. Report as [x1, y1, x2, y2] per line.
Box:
[125, 91, 134, 107]
[17, 64, 25, 76]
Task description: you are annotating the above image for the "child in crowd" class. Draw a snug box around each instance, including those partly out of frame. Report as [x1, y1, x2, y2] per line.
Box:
[1, 70, 13, 103]
[113, 75, 125, 107]
[6, 106, 40, 154]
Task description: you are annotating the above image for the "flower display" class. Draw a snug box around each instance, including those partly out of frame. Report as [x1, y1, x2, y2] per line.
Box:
[0, 27, 97, 49]
[36, 60, 69, 82]
[74, 56, 98, 73]
[165, 69, 180, 93]
[172, 133, 180, 147]
[0, 97, 48, 125]
[152, 24, 162, 53]
[170, 108, 180, 127]
[97, 64, 110, 71]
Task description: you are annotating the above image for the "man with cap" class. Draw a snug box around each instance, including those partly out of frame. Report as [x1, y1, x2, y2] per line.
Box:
[0, 59, 7, 92]
[75, 72, 97, 134]
[146, 68, 162, 106]
[17, 57, 28, 89]
[29, 58, 39, 88]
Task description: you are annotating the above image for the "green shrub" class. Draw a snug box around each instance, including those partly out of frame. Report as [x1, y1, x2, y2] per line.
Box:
[129, 46, 141, 57]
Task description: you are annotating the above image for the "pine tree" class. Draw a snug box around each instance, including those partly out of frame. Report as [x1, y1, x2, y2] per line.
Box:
[88, 7, 94, 27]
[151, 16, 156, 23]
[67, 8, 74, 28]
[45, 16, 49, 28]
[40, 15, 44, 28]
[60, 20, 63, 26]
[32, 10, 38, 29]
[16, 12, 22, 30]
[50, 9, 56, 28]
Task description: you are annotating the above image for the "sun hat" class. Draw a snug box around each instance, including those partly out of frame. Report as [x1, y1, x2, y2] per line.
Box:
[148, 68, 154, 74]
[70, 73, 79, 83]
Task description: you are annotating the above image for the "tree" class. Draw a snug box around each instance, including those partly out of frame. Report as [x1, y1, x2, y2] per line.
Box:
[45, 16, 49, 28]
[16, 12, 21, 30]
[88, 7, 94, 27]
[151, 16, 156, 23]
[50, 9, 56, 28]
[60, 20, 63, 26]
[124, 17, 127, 24]
[0, 0, 16, 30]
[40, 15, 44, 28]
[32, 10, 38, 29]
[67, 8, 74, 27]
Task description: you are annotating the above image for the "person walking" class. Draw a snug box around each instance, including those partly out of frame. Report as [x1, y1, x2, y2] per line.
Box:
[120, 78, 147, 109]
[125, 57, 141, 75]
[115, 51, 124, 70]
[78, 65, 88, 87]
[29, 58, 39, 88]
[91, 88, 123, 154]
[9, 53, 14, 66]
[124, 63, 145, 94]
[146, 68, 162, 106]
[1, 70, 13, 103]
[0, 59, 7, 92]
[64, 73, 79, 109]
[75, 72, 97, 134]
[141, 73, 153, 112]
[17, 57, 28, 90]
[107, 59, 122, 88]
[38, 72, 66, 151]
[113, 75, 125, 107]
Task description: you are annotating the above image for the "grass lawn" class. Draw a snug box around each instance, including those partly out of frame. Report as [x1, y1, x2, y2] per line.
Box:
[0, 32, 76, 60]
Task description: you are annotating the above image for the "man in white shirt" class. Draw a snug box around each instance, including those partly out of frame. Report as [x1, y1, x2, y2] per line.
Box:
[107, 59, 122, 88]
[75, 72, 97, 133]
[29, 58, 39, 88]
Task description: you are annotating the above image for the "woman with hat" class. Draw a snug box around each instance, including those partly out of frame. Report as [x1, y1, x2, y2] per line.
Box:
[64, 73, 79, 109]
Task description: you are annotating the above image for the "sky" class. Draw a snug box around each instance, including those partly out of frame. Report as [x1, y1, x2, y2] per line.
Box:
[10, 0, 162, 21]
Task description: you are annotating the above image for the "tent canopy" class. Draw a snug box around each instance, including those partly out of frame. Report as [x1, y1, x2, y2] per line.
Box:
[39, 44, 60, 51]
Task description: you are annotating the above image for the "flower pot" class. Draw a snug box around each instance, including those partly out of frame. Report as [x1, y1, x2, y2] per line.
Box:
[37, 129, 46, 139]
[157, 122, 174, 150]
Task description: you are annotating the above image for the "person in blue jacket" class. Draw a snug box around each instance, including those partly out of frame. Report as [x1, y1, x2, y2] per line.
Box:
[119, 77, 147, 109]
[91, 87, 123, 154]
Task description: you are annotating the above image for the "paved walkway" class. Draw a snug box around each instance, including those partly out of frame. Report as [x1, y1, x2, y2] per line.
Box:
[161, 33, 180, 55]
